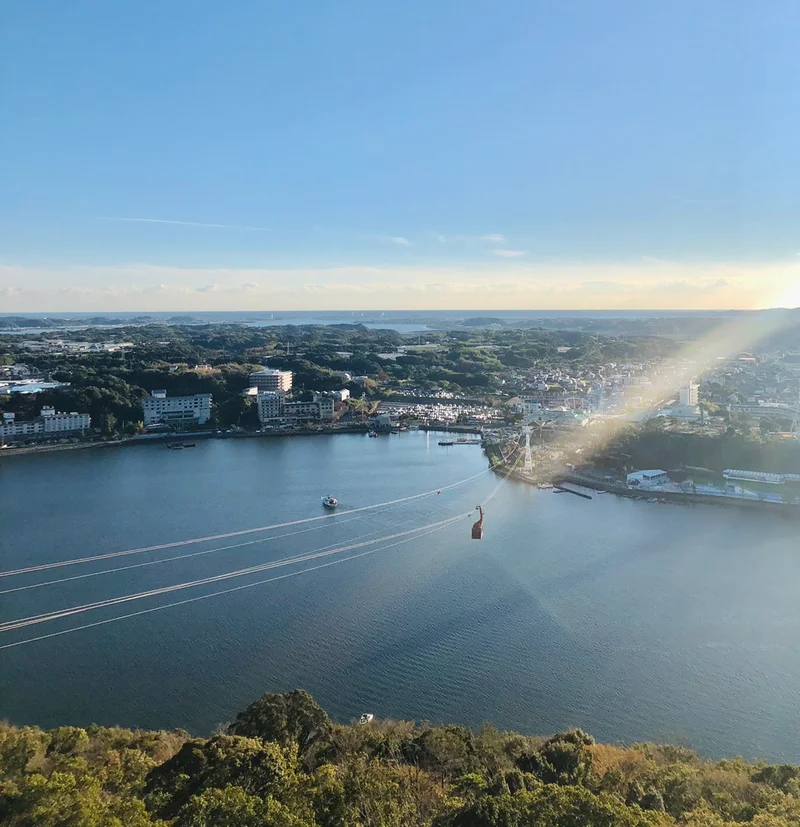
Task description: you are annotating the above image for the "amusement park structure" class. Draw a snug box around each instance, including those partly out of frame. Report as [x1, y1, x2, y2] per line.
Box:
[729, 399, 800, 434]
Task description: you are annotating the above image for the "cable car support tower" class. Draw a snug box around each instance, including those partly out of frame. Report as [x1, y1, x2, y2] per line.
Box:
[522, 421, 533, 475]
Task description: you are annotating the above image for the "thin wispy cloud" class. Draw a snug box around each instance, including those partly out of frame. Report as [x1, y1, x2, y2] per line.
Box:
[100, 217, 273, 232]
[390, 236, 411, 246]
[425, 232, 507, 244]
[492, 249, 527, 258]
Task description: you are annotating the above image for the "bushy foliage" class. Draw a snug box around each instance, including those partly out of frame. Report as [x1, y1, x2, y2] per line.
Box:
[3, 691, 800, 827]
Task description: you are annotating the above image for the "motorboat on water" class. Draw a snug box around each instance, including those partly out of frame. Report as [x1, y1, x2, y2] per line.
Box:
[322, 495, 338, 508]
[358, 713, 374, 725]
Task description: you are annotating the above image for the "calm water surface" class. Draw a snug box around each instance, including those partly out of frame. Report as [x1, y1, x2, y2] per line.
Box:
[1, 433, 799, 761]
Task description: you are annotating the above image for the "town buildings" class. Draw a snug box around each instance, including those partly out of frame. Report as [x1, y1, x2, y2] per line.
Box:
[142, 391, 212, 426]
[0, 407, 91, 442]
[249, 368, 293, 393]
[256, 392, 334, 425]
[680, 380, 699, 407]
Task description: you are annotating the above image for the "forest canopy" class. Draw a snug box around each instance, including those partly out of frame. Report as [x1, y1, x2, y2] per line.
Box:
[2, 689, 800, 826]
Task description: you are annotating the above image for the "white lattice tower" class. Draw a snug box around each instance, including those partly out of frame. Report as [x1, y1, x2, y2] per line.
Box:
[523, 424, 533, 475]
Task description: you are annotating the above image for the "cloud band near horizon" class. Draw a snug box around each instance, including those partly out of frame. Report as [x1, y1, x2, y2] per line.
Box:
[1, 259, 798, 312]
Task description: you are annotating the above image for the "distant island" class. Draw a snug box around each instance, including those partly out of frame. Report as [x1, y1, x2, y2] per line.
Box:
[2, 688, 798, 826]
[0, 315, 160, 329]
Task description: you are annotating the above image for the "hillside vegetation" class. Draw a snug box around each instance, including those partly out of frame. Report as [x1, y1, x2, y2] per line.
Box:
[2, 690, 799, 826]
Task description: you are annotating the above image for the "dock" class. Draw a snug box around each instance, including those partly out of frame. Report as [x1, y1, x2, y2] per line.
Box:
[553, 484, 593, 500]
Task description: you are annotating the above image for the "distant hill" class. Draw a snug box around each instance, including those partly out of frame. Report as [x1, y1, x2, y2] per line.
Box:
[461, 317, 508, 327]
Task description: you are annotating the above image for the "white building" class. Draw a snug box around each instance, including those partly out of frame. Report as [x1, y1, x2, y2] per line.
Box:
[680, 380, 699, 407]
[142, 390, 212, 426]
[314, 389, 349, 403]
[626, 469, 670, 490]
[257, 392, 283, 421]
[313, 396, 335, 420]
[0, 364, 32, 379]
[723, 469, 800, 485]
[257, 392, 334, 424]
[372, 412, 393, 430]
[249, 368, 293, 393]
[1, 407, 91, 441]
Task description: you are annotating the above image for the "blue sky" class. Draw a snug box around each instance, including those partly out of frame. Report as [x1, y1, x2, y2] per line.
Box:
[2, 0, 800, 311]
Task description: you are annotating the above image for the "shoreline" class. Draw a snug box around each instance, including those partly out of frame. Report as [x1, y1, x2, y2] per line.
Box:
[8, 429, 797, 517]
[0, 425, 368, 458]
[0, 422, 485, 459]
[492, 463, 800, 515]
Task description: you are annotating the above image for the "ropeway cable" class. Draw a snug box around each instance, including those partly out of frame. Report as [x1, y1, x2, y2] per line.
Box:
[0, 468, 490, 579]
[0, 515, 469, 651]
[0, 512, 471, 635]
[479, 445, 522, 507]
[0, 492, 425, 596]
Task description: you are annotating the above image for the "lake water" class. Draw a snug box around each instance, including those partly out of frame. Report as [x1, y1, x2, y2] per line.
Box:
[2, 433, 799, 761]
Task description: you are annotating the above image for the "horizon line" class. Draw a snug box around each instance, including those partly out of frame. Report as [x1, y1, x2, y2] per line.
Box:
[2, 307, 798, 316]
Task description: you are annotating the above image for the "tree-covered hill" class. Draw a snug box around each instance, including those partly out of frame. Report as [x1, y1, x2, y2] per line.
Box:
[2, 689, 799, 826]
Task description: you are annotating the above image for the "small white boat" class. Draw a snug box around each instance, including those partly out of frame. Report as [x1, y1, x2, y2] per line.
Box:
[358, 713, 374, 725]
[322, 495, 338, 508]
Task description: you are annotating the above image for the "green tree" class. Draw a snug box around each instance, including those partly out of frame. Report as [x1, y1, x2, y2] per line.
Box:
[145, 735, 297, 820]
[0, 725, 49, 775]
[46, 727, 89, 757]
[516, 730, 594, 786]
[2, 771, 160, 827]
[174, 786, 313, 827]
[449, 785, 668, 827]
[102, 412, 118, 435]
[227, 690, 332, 756]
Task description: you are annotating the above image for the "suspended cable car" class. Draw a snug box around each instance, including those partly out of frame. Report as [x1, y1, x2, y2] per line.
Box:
[471, 505, 484, 540]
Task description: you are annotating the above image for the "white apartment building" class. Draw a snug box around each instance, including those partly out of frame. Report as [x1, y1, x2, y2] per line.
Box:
[257, 392, 283, 421]
[142, 390, 212, 426]
[312, 396, 335, 420]
[257, 392, 334, 424]
[679, 380, 699, 407]
[249, 368, 293, 393]
[1, 407, 91, 441]
[314, 389, 349, 403]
